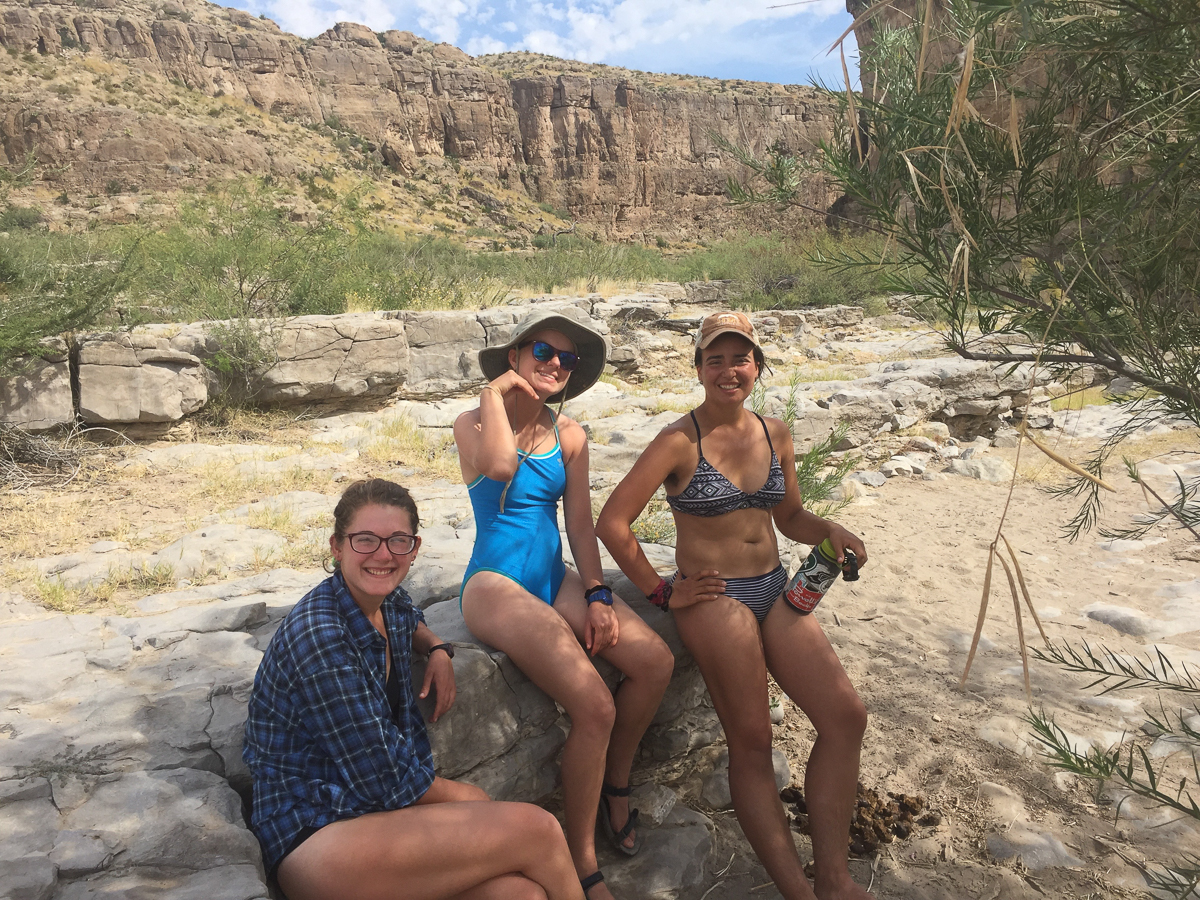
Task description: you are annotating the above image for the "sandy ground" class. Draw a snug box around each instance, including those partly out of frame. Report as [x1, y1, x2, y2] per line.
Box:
[662, 446, 1200, 900]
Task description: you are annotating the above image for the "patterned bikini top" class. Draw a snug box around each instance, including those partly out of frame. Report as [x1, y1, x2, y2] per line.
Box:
[665, 412, 787, 517]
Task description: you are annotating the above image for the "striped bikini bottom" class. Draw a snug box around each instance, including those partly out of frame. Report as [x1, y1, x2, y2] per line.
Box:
[677, 564, 788, 623]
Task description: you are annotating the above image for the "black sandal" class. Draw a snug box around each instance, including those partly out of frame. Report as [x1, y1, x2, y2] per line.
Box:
[581, 871, 605, 898]
[598, 783, 642, 856]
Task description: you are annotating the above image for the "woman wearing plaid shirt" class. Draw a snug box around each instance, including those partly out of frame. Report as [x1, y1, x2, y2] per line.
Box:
[243, 479, 583, 900]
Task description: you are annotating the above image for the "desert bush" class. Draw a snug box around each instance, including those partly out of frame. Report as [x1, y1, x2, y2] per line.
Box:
[0, 205, 43, 230]
[1028, 641, 1200, 897]
[0, 230, 131, 376]
[660, 232, 891, 310]
[128, 179, 357, 321]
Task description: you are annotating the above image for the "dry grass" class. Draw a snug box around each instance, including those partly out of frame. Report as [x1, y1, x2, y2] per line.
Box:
[361, 415, 460, 480]
[192, 407, 313, 445]
[506, 277, 641, 299]
[0, 490, 96, 560]
[24, 559, 178, 613]
[246, 505, 305, 541]
[32, 577, 82, 612]
[1117, 425, 1199, 458]
[277, 532, 329, 571]
[788, 363, 871, 383]
[1007, 424, 1199, 486]
[195, 462, 336, 507]
[1050, 385, 1110, 412]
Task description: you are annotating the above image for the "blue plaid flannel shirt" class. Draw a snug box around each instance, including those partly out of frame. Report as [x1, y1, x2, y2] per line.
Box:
[242, 570, 435, 873]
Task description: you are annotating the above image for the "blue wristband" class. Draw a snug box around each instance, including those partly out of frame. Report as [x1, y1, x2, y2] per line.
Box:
[585, 585, 614, 606]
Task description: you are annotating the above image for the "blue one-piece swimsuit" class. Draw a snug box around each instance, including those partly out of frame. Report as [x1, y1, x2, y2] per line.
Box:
[461, 420, 567, 606]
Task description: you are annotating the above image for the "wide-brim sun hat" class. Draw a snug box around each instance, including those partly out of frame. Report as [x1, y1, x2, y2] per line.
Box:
[478, 308, 610, 402]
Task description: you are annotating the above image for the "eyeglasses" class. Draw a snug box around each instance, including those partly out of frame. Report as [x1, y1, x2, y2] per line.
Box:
[519, 340, 578, 371]
[344, 532, 418, 555]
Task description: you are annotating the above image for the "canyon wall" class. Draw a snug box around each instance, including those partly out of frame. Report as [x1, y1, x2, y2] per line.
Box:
[0, 0, 839, 235]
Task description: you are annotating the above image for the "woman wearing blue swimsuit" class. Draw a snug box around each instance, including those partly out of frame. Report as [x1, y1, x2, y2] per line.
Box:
[597, 312, 874, 900]
[453, 309, 675, 900]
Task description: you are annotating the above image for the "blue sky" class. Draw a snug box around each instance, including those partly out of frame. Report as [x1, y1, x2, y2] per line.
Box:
[233, 0, 860, 88]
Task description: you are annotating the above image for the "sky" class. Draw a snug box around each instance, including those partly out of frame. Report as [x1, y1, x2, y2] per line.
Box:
[231, 0, 860, 88]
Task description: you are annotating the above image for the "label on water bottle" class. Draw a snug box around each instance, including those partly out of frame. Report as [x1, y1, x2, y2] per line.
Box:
[784, 539, 842, 614]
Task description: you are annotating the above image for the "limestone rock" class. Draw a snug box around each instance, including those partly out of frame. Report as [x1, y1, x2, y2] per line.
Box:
[700, 748, 791, 809]
[0, 856, 58, 900]
[630, 782, 678, 828]
[944, 457, 1016, 483]
[61, 769, 262, 870]
[0, 342, 73, 431]
[51, 865, 270, 900]
[49, 830, 116, 878]
[258, 315, 410, 403]
[849, 470, 887, 488]
[602, 805, 713, 900]
[880, 457, 913, 478]
[76, 333, 207, 424]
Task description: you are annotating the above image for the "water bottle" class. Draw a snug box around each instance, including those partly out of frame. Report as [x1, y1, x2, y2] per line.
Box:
[784, 538, 858, 615]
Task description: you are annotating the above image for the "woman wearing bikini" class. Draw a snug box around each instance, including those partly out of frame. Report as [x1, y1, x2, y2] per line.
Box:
[453, 308, 675, 900]
[596, 312, 874, 900]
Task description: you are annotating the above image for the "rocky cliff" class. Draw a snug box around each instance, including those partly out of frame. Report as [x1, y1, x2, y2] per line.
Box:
[0, 0, 839, 237]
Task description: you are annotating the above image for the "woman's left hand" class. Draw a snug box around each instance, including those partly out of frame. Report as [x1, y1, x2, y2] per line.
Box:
[585, 602, 619, 656]
[420, 650, 457, 722]
[828, 523, 868, 567]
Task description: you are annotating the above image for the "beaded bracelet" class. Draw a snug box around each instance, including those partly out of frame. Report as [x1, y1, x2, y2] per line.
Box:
[647, 577, 673, 611]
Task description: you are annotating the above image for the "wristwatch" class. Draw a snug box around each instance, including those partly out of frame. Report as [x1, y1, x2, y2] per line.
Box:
[427, 642, 455, 660]
[585, 585, 614, 606]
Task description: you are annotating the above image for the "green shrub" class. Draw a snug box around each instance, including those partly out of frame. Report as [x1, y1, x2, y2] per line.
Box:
[127, 178, 356, 322]
[0, 206, 43, 230]
[0, 231, 131, 375]
[660, 232, 890, 310]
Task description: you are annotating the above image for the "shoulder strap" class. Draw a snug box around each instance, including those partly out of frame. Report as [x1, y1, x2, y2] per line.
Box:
[689, 411, 704, 456]
[549, 407, 561, 447]
[754, 413, 776, 454]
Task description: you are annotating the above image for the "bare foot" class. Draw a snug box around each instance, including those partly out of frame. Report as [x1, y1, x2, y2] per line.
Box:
[814, 874, 874, 900]
[602, 794, 637, 852]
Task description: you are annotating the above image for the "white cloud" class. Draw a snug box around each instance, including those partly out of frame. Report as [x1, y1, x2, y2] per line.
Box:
[260, 0, 396, 35]
[524, 28, 570, 58]
[534, 0, 845, 63]
[238, 0, 853, 83]
[466, 34, 508, 55]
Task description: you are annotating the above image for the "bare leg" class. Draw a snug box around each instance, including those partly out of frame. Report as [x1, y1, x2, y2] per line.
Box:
[421, 775, 491, 804]
[761, 601, 872, 900]
[672, 595, 816, 900]
[554, 570, 675, 850]
[462, 572, 617, 900]
[277, 800, 582, 900]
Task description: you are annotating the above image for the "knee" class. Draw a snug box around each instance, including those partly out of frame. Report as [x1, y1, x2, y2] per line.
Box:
[817, 691, 867, 744]
[460, 781, 491, 802]
[571, 685, 616, 737]
[725, 720, 774, 759]
[510, 880, 549, 900]
[518, 803, 570, 849]
[646, 640, 675, 690]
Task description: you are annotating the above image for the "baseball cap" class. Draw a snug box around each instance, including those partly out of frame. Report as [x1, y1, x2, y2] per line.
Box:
[695, 311, 760, 350]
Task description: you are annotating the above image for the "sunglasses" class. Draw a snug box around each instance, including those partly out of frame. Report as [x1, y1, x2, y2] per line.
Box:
[519, 340, 578, 371]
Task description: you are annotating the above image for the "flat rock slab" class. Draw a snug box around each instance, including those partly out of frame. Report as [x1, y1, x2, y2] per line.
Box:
[51, 864, 270, 900]
[602, 806, 713, 900]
